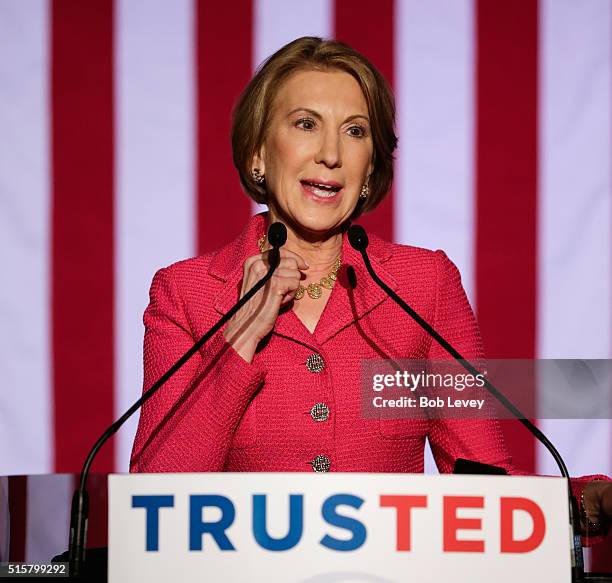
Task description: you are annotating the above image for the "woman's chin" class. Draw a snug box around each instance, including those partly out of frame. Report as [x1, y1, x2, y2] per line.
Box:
[290, 210, 348, 237]
[270, 197, 352, 236]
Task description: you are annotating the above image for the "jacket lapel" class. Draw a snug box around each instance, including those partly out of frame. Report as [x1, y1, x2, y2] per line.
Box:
[209, 213, 398, 347]
[210, 213, 267, 316]
[311, 231, 398, 345]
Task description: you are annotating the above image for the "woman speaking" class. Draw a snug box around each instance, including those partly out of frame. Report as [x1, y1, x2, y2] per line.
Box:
[130, 37, 611, 535]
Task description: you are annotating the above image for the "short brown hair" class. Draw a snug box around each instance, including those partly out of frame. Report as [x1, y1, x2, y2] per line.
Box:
[231, 36, 398, 216]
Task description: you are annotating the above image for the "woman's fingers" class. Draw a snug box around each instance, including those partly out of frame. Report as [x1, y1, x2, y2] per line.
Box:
[283, 249, 309, 270]
[226, 248, 308, 358]
[582, 480, 612, 534]
[261, 248, 309, 271]
[225, 248, 307, 362]
[599, 482, 612, 517]
[272, 267, 304, 282]
[244, 258, 304, 294]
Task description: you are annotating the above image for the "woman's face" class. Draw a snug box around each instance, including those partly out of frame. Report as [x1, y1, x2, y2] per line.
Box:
[254, 69, 374, 236]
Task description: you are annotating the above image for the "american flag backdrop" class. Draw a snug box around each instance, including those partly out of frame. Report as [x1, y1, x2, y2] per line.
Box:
[1, 0, 611, 564]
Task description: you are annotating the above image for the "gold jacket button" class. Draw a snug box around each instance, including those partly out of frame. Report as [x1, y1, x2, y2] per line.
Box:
[310, 402, 330, 422]
[310, 454, 331, 472]
[306, 353, 325, 373]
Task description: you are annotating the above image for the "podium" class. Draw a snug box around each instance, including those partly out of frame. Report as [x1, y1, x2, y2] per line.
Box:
[2, 473, 611, 582]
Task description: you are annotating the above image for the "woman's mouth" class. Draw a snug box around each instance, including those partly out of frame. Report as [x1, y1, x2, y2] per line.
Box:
[300, 180, 343, 201]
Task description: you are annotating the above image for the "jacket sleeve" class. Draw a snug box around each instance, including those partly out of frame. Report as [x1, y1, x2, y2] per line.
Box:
[130, 266, 265, 472]
[425, 251, 610, 544]
[426, 250, 514, 473]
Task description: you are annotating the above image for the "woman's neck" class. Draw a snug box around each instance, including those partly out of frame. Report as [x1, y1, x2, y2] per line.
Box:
[266, 210, 343, 273]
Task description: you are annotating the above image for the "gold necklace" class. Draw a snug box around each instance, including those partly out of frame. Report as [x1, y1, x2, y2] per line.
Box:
[257, 235, 341, 300]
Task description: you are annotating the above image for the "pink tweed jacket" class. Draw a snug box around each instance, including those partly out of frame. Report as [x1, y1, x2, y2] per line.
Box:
[131, 211, 517, 474]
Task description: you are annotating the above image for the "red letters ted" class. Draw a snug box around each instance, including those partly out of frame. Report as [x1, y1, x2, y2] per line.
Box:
[443, 496, 485, 552]
[379, 495, 427, 551]
[500, 497, 545, 553]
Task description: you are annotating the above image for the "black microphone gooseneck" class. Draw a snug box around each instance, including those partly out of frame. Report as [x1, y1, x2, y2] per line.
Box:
[67, 222, 287, 578]
[348, 224, 585, 583]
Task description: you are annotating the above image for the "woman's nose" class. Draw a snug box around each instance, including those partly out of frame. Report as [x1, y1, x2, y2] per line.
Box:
[314, 129, 342, 168]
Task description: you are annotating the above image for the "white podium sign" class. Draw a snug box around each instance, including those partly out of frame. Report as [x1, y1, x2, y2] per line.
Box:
[108, 473, 571, 583]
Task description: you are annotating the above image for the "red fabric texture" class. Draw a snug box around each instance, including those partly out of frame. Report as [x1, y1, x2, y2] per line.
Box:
[131, 211, 508, 473]
[130, 212, 607, 541]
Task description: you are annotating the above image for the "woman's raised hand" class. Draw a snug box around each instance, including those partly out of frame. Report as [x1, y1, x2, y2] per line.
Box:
[222, 248, 309, 363]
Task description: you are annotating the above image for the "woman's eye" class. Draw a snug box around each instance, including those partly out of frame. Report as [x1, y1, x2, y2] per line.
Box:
[348, 125, 367, 138]
[296, 118, 316, 131]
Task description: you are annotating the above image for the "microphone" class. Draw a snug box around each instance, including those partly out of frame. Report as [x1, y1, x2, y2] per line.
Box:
[266, 221, 287, 271]
[348, 224, 585, 583]
[347, 224, 368, 251]
[268, 220, 287, 247]
[67, 222, 287, 578]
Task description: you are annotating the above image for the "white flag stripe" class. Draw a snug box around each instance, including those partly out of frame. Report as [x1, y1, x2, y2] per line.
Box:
[0, 0, 51, 475]
[115, 0, 197, 471]
[251, 0, 333, 216]
[394, 1, 475, 474]
[25, 474, 71, 562]
[253, 0, 333, 72]
[394, 0, 476, 303]
[537, 0, 612, 476]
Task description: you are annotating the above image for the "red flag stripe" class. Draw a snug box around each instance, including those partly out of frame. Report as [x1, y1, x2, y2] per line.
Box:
[51, 0, 115, 472]
[196, 1, 253, 254]
[475, 0, 539, 472]
[8, 476, 27, 561]
[334, 0, 395, 242]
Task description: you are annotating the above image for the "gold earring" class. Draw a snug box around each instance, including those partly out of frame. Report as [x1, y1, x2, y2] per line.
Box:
[252, 168, 265, 184]
[359, 183, 369, 199]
